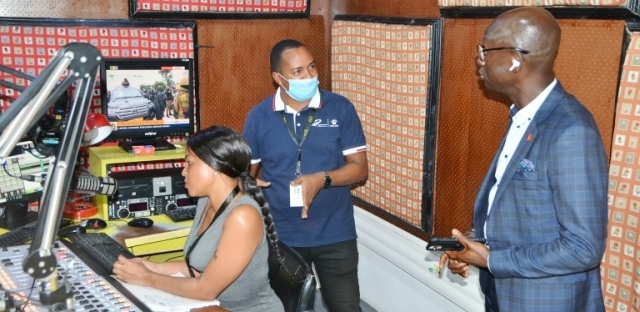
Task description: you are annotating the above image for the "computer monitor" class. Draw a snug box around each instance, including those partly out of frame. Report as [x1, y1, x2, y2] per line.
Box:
[0, 141, 51, 229]
[99, 58, 196, 152]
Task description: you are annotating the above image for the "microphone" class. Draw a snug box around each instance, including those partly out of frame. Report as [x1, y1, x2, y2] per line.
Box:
[71, 175, 118, 196]
[20, 174, 118, 196]
[20, 173, 45, 183]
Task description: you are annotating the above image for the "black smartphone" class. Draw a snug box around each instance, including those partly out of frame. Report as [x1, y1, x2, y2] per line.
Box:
[426, 237, 487, 251]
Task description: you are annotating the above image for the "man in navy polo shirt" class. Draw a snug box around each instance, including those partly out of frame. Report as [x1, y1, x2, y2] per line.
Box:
[243, 39, 368, 311]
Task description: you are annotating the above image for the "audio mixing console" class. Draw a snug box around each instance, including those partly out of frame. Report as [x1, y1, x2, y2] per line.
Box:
[0, 241, 149, 311]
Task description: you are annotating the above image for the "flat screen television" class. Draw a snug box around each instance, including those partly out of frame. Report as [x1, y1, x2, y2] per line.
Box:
[99, 58, 196, 152]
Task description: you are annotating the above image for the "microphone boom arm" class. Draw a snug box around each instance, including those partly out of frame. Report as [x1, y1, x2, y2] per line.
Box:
[0, 42, 102, 310]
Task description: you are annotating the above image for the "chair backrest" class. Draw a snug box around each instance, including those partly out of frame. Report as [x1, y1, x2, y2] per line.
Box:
[268, 241, 316, 312]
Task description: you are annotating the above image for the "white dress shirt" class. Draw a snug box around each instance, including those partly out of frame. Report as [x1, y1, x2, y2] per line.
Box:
[485, 79, 557, 237]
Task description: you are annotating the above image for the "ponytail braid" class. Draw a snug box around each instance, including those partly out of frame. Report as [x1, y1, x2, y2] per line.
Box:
[239, 171, 281, 260]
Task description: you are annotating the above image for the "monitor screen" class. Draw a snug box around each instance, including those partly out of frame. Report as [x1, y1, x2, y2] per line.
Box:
[99, 58, 196, 144]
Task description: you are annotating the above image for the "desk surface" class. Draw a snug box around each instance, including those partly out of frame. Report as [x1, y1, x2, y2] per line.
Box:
[88, 143, 187, 163]
[0, 213, 233, 311]
[93, 214, 192, 257]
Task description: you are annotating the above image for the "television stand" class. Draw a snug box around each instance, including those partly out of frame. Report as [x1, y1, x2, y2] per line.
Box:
[118, 138, 177, 153]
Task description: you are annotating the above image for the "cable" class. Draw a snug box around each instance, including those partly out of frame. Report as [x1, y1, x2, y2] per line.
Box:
[2, 162, 20, 178]
[24, 148, 48, 160]
[18, 278, 36, 311]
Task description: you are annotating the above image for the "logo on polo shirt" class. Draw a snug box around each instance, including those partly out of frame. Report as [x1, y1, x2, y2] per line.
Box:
[312, 118, 339, 128]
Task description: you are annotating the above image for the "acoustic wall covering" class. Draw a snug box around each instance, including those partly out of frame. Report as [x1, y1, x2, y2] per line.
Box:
[439, 0, 626, 6]
[0, 20, 194, 114]
[0, 19, 195, 170]
[133, 0, 308, 12]
[331, 17, 441, 233]
[601, 31, 640, 312]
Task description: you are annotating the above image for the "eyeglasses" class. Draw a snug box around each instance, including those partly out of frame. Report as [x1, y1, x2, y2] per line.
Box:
[477, 45, 530, 61]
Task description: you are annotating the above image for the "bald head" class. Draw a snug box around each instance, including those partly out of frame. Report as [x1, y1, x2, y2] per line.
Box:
[486, 7, 560, 70]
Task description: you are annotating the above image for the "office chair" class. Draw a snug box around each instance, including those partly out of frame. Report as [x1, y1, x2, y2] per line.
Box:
[268, 241, 317, 312]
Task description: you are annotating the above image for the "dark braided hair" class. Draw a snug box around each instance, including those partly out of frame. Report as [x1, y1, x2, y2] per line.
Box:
[187, 125, 280, 259]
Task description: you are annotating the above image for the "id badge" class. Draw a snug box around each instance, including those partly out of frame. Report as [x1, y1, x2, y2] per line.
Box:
[290, 184, 303, 207]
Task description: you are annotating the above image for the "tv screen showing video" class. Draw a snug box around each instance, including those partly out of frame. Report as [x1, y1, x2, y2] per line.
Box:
[100, 58, 195, 140]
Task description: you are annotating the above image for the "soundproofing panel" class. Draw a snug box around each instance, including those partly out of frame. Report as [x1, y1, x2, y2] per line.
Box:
[331, 16, 442, 233]
[0, 19, 194, 114]
[130, 0, 309, 18]
[438, 0, 640, 18]
[194, 17, 329, 131]
[0, 19, 195, 170]
[600, 30, 640, 312]
[440, 0, 625, 5]
[434, 18, 621, 238]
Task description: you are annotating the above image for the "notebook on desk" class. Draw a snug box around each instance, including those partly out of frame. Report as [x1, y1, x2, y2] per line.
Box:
[124, 227, 191, 256]
[117, 272, 220, 312]
[124, 227, 191, 247]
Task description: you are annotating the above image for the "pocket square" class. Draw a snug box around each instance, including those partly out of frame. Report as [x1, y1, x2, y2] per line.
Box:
[518, 159, 536, 172]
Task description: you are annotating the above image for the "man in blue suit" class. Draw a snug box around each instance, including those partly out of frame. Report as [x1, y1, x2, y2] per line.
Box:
[439, 7, 608, 312]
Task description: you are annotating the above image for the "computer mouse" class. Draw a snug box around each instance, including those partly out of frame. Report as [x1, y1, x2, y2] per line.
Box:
[128, 218, 154, 228]
[84, 218, 107, 230]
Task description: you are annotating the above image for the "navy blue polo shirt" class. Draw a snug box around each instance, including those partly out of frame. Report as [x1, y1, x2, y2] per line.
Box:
[243, 89, 367, 247]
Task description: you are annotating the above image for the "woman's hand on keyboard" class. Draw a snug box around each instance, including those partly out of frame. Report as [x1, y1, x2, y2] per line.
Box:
[113, 255, 151, 286]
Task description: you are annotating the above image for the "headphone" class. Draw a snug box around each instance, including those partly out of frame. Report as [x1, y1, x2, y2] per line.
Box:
[28, 115, 62, 157]
[509, 59, 521, 72]
[27, 92, 69, 157]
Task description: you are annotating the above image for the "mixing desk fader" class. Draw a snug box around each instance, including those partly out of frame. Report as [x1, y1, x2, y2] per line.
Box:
[0, 241, 149, 311]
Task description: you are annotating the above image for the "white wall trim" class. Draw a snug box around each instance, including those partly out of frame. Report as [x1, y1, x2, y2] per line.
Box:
[355, 206, 484, 312]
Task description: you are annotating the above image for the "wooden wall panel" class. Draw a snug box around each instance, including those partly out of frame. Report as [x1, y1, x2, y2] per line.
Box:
[436, 18, 502, 236]
[335, 0, 441, 18]
[435, 18, 623, 236]
[196, 17, 328, 131]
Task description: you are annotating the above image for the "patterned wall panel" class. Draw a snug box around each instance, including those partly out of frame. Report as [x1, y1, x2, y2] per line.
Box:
[134, 0, 307, 12]
[0, 0, 129, 19]
[0, 20, 195, 170]
[601, 31, 640, 312]
[0, 21, 194, 112]
[331, 18, 439, 231]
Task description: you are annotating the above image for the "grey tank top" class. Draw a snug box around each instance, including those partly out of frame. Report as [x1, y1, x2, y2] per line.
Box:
[183, 194, 284, 312]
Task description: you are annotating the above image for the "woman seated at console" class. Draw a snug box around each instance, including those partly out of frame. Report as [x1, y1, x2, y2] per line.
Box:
[113, 125, 284, 312]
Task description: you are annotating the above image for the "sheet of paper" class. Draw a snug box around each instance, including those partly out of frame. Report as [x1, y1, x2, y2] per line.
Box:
[116, 273, 220, 312]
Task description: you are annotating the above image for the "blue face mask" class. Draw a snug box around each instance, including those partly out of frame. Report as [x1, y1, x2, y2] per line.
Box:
[279, 73, 319, 102]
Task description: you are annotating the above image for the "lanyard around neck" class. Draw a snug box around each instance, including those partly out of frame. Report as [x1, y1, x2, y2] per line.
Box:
[185, 186, 240, 277]
[280, 109, 316, 177]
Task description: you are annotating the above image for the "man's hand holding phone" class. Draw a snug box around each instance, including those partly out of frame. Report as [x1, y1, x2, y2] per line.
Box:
[435, 229, 490, 278]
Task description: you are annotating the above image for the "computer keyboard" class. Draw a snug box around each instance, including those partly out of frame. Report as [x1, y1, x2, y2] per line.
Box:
[165, 207, 196, 222]
[0, 218, 73, 247]
[67, 232, 136, 274]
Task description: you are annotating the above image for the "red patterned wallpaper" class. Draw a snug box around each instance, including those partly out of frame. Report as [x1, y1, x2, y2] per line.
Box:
[0, 23, 193, 113]
[133, 0, 307, 13]
[0, 22, 194, 169]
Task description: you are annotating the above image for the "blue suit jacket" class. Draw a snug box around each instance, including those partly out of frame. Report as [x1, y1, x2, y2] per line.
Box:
[473, 82, 607, 312]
